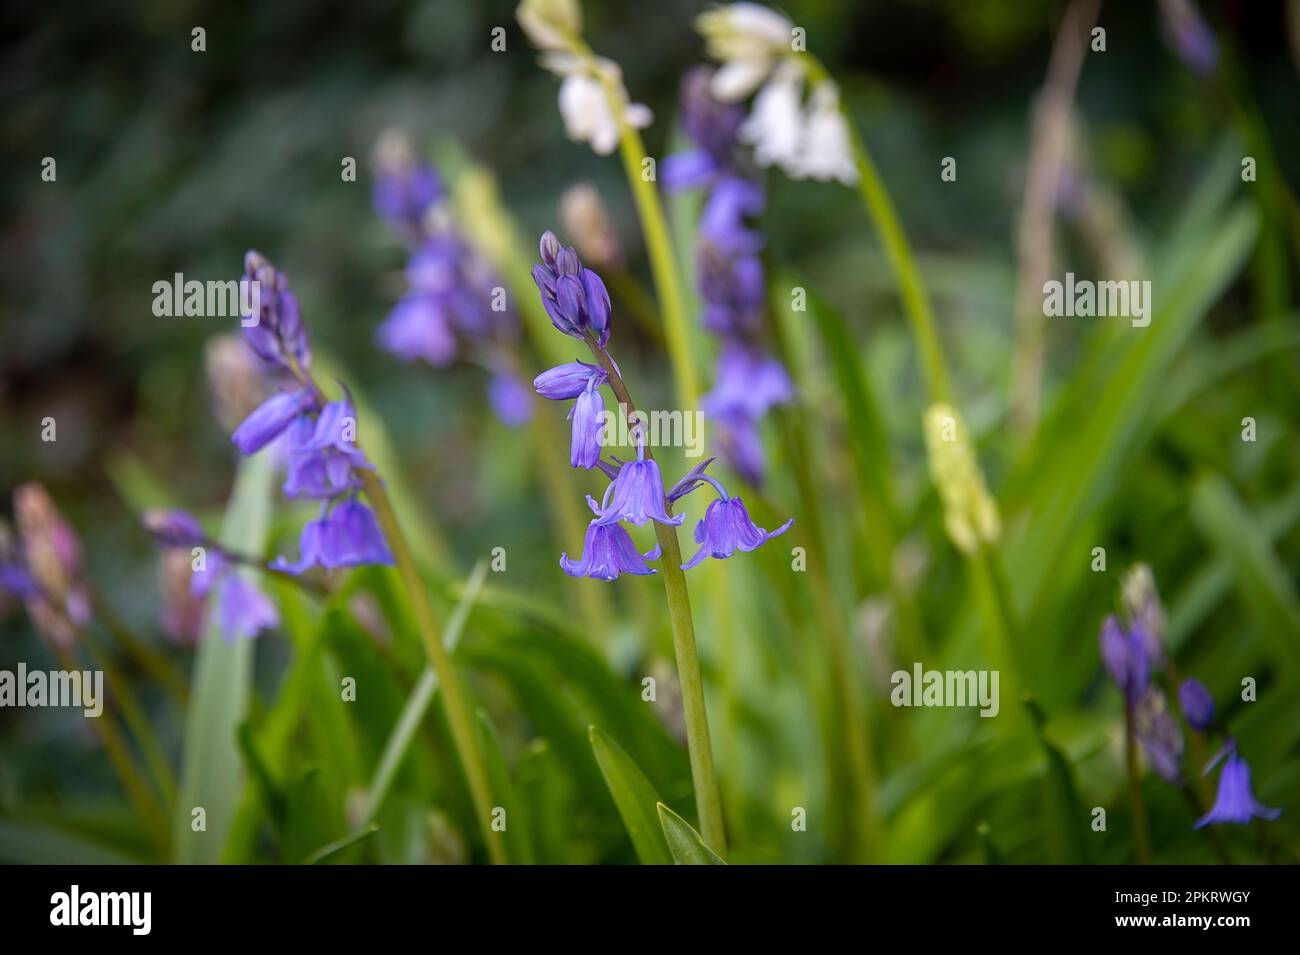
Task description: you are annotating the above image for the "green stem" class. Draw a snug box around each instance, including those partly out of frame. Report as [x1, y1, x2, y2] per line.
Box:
[588, 338, 726, 855]
[802, 55, 951, 403]
[358, 470, 505, 865]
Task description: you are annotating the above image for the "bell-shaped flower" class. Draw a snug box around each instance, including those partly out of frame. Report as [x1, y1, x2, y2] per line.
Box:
[561, 519, 661, 580]
[231, 388, 317, 456]
[682, 493, 792, 570]
[271, 499, 394, 575]
[535, 360, 607, 400]
[1196, 752, 1281, 828]
[1099, 614, 1149, 706]
[283, 398, 374, 500]
[588, 440, 683, 527]
[1178, 677, 1215, 731]
[568, 377, 606, 469]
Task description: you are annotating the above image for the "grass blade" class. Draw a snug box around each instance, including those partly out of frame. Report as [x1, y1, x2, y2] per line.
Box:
[589, 725, 673, 865]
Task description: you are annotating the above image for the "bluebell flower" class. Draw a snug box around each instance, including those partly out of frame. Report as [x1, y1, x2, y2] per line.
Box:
[271, 498, 394, 575]
[191, 552, 279, 644]
[142, 509, 207, 549]
[680, 477, 792, 570]
[1159, 0, 1218, 76]
[231, 388, 317, 456]
[1178, 677, 1215, 731]
[588, 439, 683, 527]
[1196, 751, 1281, 828]
[534, 360, 607, 400]
[662, 67, 746, 191]
[702, 342, 794, 420]
[532, 231, 611, 344]
[1099, 614, 1149, 706]
[241, 251, 311, 371]
[569, 378, 606, 469]
[698, 177, 765, 255]
[373, 161, 443, 234]
[561, 519, 662, 580]
[1134, 688, 1184, 783]
[488, 372, 533, 428]
[377, 291, 458, 367]
[283, 398, 374, 500]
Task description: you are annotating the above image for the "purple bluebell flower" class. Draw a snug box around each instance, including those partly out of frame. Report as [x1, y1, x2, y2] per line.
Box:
[680, 477, 792, 570]
[696, 243, 765, 336]
[569, 378, 606, 469]
[703, 342, 794, 420]
[1099, 614, 1149, 705]
[662, 67, 746, 192]
[271, 498, 394, 575]
[377, 292, 458, 367]
[710, 410, 766, 488]
[373, 162, 443, 234]
[241, 251, 311, 371]
[1196, 752, 1281, 828]
[142, 509, 207, 549]
[534, 360, 608, 400]
[488, 372, 533, 428]
[532, 231, 611, 345]
[560, 519, 662, 580]
[190, 552, 279, 644]
[588, 438, 683, 527]
[283, 398, 374, 499]
[1178, 677, 1215, 731]
[698, 177, 765, 255]
[1134, 687, 1184, 784]
[232, 388, 318, 456]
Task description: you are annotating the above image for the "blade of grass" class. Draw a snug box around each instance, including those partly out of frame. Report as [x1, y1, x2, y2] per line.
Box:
[590, 725, 673, 865]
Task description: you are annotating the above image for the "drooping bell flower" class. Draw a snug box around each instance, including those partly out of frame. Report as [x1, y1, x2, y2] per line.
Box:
[534, 360, 607, 400]
[680, 476, 792, 570]
[560, 519, 661, 580]
[588, 435, 683, 527]
[271, 498, 394, 575]
[282, 397, 374, 500]
[190, 551, 279, 644]
[1178, 677, 1215, 732]
[662, 67, 747, 191]
[568, 377, 606, 469]
[1196, 752, 1281, 828]
[488, 372, 533, 428]
[1099, 614, 1149, 706]
[231, 387, 318, 456]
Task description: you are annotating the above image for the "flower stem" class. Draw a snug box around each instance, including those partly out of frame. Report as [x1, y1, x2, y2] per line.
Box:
[358, 469, 506, 865]
[588, 338, 727, 855]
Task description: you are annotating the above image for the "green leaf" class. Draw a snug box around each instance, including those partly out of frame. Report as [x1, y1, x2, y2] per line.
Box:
[358, 560, 488, 825]
[477, 710, 535, 865]
[172, 452, 275, 863]
[657, 803, 726, 865]
[284, 768, 342, 864]
[589, 726, 673, 865]
[304, 823, 380, 865]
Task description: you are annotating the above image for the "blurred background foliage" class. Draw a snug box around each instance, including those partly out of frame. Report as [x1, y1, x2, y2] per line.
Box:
[1, 0, 1298, 864]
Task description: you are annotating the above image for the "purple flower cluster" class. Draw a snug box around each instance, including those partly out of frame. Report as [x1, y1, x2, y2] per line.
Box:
[663, 67, 792, 486]
[1098, 566, 1281, 829]
[531, 231, 791, 581]
[373, 147, 530, 428]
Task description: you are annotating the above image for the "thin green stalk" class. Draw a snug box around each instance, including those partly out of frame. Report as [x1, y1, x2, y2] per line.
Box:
[359, 469, 506, 865]
[587, 336, 726, 855]
[91, 590, 190, 704]
[360, 560, 488, 826]
[1123, 703, 1153, 864]
[581, 41, 700, 412]
[802, 56, 951, 403]
[54, 643, 169, 853]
